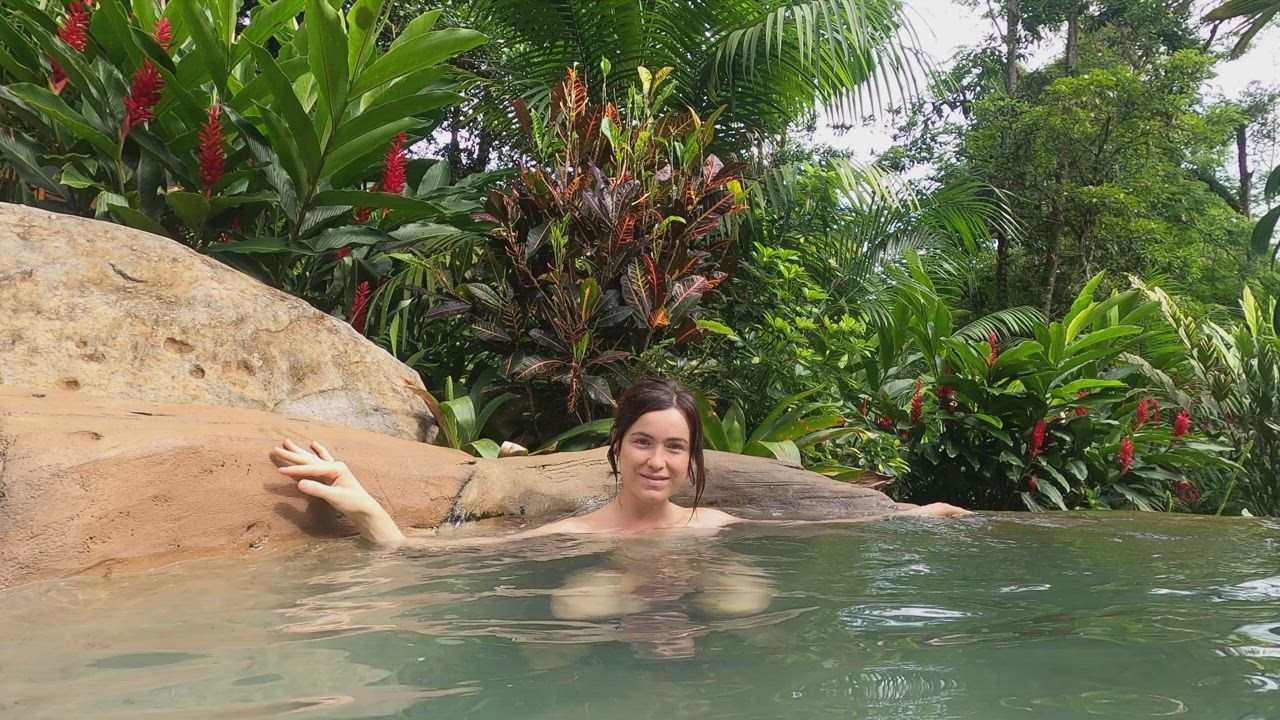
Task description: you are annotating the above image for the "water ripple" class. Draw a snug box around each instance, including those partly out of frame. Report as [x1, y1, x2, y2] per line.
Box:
[837, 605, 975, 629]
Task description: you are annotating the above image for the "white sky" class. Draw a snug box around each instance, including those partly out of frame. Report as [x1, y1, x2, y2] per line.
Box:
[816, 0, 1280, 161]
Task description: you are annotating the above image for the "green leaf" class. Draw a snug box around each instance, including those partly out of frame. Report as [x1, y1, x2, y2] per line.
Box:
[164, 192, 211, 230]
[1064, 325, 1142, 358]
[346, 0, 385, 71]
[389, 9, 442, 51]
[235, 0, 308, 65]
[534, 418, 614, 454]
[0, 131, 63, 196]
[332, 91, 463, 149]
[313, 189, 443, 212]
[172, 0, 228, 90]
[1, 84, 115, 155]
[1252, 205, 1279, 260]
[107, 204, 169, 237]
[253, 102, 310, 193]
[306, 0, 351, 131]
[248, 44, 322, 179]
[59, 164, 98, 189]
[724, 403, 746, 453]
[695, 319, 739, 339]
[308, 225, 394, 253]
[206, 236, 308, 254]
[349, 28, 485, 99]
[753, 439, 802, 466]
[467, 438, 502, 458]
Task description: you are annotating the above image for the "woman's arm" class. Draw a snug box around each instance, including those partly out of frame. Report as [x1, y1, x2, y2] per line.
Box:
[271, 439, 406, 543]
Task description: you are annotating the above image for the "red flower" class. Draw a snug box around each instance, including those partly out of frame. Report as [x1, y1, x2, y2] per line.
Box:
[1135, 399, 1149, 429]
[1028, 419, 1047, 458]
[154, 18, 173, 52]
[937, 384, 954, 401]
[123, 60, 164, 135]
[1172, 408, 1191, 438]
[381, 132, 408, 195]
[1174, 480, 1201, 504]
[198, 104, 226, 198]
[355, 206, 372, 223]
[350, 281, 372, 334]
[986, 331, 999, 367]
[877, 415, 894, 431]
[859, 397, 869, 417]
[910, 380, 924, 424]
[335, 247, 351, 261]
[1118, 436, 1134, 474]
[49, 1, 93, 94]
[1075, 406, 1088, 417]
[1027, 473, 1039, 493]
[1150, 399, 1161, 425]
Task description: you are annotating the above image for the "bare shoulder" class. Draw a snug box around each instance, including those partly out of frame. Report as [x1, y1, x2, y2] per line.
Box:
[687, 506, 740, 528]
[517, 514, 597, 538]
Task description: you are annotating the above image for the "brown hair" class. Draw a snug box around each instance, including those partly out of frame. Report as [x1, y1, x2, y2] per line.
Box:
[607, 377, 708, 508]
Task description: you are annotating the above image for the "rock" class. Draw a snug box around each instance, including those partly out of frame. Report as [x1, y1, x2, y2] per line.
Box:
[0, 387, 471, 589]
[0, 387, 897, 588]
[0, 202, 432, 441]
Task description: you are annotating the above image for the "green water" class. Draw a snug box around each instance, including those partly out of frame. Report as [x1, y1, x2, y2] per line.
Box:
[2, 513, 1278, 719]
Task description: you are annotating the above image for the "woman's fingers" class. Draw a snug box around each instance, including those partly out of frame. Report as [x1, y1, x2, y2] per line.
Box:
[277, 463, 341, 481]
[312, 442, 336, 462]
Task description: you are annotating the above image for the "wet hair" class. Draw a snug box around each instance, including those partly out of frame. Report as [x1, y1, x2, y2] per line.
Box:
[606, 377, 708, 509]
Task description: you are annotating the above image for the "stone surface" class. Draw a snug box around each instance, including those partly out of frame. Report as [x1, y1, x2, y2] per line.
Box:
[0, 387, 898, 588]
[0, 202, 432, 440]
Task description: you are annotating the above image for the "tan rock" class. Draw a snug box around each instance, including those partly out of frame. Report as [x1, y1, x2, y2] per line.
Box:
[0, 202, 431, 440]
[0, 386, 896, 589]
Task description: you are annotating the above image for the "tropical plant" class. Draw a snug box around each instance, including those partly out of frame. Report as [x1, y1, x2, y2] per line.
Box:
[1204, 0, 1280, 58]
[404, 369, 517, 457]
[863, 263, 1235, 510]
[393, 0, 932, 159]
[1252, 162, 1280, 266]
[437, 65, 747, 418]
[0, 0, 491, 349]
[1140, 282, 1280, 515]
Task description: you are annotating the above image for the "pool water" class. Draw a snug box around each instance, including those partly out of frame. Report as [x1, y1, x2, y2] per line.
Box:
[2, 513, 1278, 719]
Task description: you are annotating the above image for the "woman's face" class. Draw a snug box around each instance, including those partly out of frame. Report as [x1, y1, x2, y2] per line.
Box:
[616, 407, 692, 504]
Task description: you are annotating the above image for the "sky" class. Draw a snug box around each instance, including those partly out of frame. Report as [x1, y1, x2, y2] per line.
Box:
[816, 0, 1280, 161]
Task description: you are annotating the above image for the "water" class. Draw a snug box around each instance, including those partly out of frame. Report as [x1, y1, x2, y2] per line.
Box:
[2, 513, 1278, 719]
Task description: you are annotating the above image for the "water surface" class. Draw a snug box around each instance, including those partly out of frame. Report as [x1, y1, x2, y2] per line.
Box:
[2, 513, 1278, 719]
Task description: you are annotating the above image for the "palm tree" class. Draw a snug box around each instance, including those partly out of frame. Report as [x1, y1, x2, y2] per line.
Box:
[397, 0, 931, 160]
[1204, 0, 1279, 58]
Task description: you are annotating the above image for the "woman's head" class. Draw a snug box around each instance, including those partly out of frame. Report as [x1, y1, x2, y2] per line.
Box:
[607, 378, 707, 508]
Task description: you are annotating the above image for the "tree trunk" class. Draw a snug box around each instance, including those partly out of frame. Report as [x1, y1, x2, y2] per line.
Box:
[1005, 0, 1020, 96]
[1237, 124, 1252, 220]
[995, 0, 1021, 308]
[1065, 13, 1080, 75]
[1043, 156, 1069, 317]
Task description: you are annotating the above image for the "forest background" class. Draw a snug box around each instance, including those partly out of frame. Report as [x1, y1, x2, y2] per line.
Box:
[1, 0, 1277, 516]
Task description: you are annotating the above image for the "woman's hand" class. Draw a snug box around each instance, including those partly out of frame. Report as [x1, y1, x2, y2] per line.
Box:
[270, 439, 405, 543]
[896, 502, 973, 518]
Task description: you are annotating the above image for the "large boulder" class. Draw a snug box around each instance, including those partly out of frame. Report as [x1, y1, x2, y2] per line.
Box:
[0, 387, 897, 588]
[0, 202, 431, 441]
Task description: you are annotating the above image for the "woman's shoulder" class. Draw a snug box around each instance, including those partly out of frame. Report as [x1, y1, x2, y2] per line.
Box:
[686, 506, 740, 528]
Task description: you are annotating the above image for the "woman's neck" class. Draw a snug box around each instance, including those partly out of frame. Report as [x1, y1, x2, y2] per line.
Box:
[609, 496, 682, 531]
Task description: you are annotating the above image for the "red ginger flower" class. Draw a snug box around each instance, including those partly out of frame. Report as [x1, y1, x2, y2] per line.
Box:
[335, 247, 351, 261]
[123, 60, 164, 135]
[1172, 408, 1191, 438]
[910, 381, 924, 424]
[381, 132, 408, 195]
[154, 18, 172, 51]
[1027, 473, 1039, 493]
[355, 206, 372, 223]
[350, 281, 372, 334]
[49, 1, 93, 94]
[1135, 399, 1149, 430]
[1076, 406, 1088, 417]
[198, 104, 226, 198]
[937, 384, 954, 401]
[986, 332, 999, 367]
[1118, 436, 1134, 474]
[1028, 419, 1047, 458]
[1174, 480, 1200, 504]
[859, 397, 869, 417]
[877, 415, 894, 431]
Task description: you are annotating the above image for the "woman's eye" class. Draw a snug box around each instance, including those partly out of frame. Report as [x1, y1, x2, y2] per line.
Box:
[667, 445, 687, 453]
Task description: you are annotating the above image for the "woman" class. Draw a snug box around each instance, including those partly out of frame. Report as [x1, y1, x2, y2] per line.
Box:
[271, 378, 969, 544]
